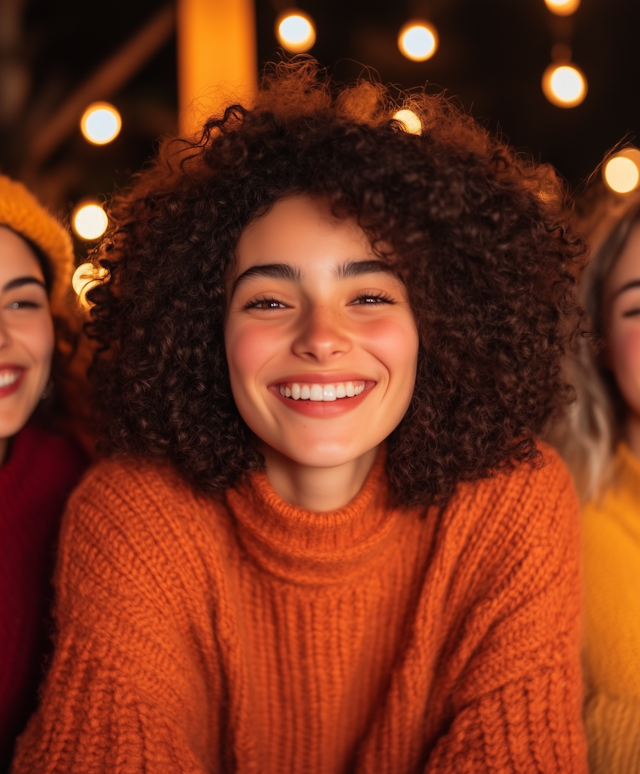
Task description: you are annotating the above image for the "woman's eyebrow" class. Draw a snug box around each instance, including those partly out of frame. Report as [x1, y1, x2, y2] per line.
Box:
[612, 278, 640, 300]
[231, 263, 301, 297]
[335, 260, 395, 279]
[2, 276, 46, 292]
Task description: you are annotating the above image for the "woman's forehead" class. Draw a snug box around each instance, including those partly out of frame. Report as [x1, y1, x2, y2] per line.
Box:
[234, 195, 375, 275]
[0, 226, 45, 285]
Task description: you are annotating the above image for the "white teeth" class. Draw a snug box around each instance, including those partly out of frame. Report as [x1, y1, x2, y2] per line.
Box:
[276, 380, 369, 402]
[0, 370, 20, 387]
[310, 384, 323, 401]
[322, 385, 336, 401]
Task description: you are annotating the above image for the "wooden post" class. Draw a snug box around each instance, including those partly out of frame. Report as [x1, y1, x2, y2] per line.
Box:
[177, 0, 257, 138]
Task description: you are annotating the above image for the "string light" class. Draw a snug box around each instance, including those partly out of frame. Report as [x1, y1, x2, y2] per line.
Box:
[72, 202, 108, 241]
[544, 0, 581, 16]
[393, 109, 422, 135]
[603, 149, 640, 194]
[398, 21, 438, 62]
[80, 102, 122, 145]
[276, 11, 316, 53]
[541, 62, 587, 107]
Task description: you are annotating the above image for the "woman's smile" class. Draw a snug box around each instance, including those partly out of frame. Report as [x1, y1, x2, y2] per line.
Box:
[269, 377, 375, 416]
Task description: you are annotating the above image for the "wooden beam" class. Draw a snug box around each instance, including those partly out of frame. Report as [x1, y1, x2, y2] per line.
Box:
[177, 0, 257, 138]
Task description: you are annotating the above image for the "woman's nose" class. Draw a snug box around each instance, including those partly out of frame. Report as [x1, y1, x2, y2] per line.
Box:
[291, 306, 352, 363]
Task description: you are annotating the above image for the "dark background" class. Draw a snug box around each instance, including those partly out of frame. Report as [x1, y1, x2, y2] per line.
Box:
[0, 0, 638, 250]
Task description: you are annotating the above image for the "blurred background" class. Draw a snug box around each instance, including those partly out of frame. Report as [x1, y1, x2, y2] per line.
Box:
[0, 0, 639, 259]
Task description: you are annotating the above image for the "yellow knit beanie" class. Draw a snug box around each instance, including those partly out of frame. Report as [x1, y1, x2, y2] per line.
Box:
[0, 174, 75, 318]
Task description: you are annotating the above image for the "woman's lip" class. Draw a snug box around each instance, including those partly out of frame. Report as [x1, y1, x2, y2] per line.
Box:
[268, 373, 375, 387]
[0, 366, 26, 399]
[269, 382, 375, 417]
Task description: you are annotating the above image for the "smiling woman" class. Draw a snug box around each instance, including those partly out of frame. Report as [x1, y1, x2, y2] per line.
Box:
[11, 62, 588, 773]
[0, 176, 87, 770]
[556, 192, 640, 773]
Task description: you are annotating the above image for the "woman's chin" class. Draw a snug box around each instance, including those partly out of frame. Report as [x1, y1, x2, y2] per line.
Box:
[261, 437, 377, 470]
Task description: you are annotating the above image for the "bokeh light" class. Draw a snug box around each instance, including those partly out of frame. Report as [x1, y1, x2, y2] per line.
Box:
[276, 11, 316, 53]
[71, 262, 108, 307]
[72, 202, 108, 240]
[398, 21, 438, 62]
[393, 109, 422, 135]
[544, 0, 581, 16]
[541, 63, 587, 108]
[603, 149, 640, 194]
[80, 102, 122, 145]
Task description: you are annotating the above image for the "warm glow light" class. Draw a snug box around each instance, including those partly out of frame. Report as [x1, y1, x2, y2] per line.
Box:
[72, 262, 108, 306]
[544, 0, 581, 16]
[72, 203, 108, 241]
[542, 63, 587, 107]
[603, 149, 640, 194]
[276, 11, 316, 53]
[393, 109, 422, 135]
[398, 21, 438, 62]
[80, 102, 122, 145]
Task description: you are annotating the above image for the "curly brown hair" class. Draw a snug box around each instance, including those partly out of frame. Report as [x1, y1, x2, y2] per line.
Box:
[86, 61, 586, 508]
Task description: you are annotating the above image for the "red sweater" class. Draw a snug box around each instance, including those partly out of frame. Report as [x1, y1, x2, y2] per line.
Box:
[0, 421, 86, 771]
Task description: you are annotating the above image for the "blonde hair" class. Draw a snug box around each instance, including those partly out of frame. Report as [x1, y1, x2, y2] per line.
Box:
[557, 189, 640, 500]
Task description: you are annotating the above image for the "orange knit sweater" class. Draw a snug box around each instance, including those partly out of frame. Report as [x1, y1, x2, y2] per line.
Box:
[11, 446, 587, 773]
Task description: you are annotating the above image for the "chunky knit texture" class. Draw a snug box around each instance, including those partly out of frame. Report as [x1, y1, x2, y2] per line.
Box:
[11, 445, 587, 773]
[0, 421, 87, 772]
[582, 442, 640, 774]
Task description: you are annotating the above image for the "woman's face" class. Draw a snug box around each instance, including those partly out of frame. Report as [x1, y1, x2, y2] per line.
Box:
[605, 223, 640, 418]
[225, 195, 419, 469]
[0, 226, 54, 440]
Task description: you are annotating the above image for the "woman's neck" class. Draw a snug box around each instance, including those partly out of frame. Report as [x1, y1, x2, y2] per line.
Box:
[260, 444, 380, 512]
[0, 437, 7, 467]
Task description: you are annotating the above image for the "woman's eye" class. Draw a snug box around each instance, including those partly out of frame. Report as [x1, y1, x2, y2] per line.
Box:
[351, 294, 393, 305]
[6, 300, 41, 310]
[247, 298, 287, 310]
[622, 308, 640, 318]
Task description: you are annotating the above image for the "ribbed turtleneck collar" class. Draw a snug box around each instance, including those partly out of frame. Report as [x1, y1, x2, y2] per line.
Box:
[226, 449, 403, 585]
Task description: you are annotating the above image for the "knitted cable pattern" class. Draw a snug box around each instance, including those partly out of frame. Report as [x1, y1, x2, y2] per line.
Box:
[11, 445, 587, 773]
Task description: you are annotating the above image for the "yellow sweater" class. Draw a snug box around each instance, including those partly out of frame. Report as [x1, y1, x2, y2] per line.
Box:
[582, 442, 640, 774]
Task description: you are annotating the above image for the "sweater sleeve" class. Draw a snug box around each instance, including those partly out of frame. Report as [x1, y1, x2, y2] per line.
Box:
[10, 464, 215, 774]
[423, 450, 587, 773]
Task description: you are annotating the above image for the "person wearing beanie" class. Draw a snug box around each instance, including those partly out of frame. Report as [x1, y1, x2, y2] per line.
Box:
[12, 64, 587, 772]
[0, 174, 87, 771]
[555, 189, 640, 773]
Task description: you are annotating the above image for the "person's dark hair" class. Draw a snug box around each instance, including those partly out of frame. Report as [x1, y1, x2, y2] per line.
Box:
[86, 61, 586, 508]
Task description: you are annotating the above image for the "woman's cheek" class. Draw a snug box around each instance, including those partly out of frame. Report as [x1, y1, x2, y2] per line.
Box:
[361, 314, 418, 381]
[226, 320, 282, 388]
[612, 325, 640, 415]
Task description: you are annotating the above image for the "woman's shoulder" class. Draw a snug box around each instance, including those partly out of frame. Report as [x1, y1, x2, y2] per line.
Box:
[60, 457, 233, 585]
[2, 420, 88, 495]
[465, 441, 575, 506]
[67, 455, 228, 539]
[450, 441, 578, 550]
